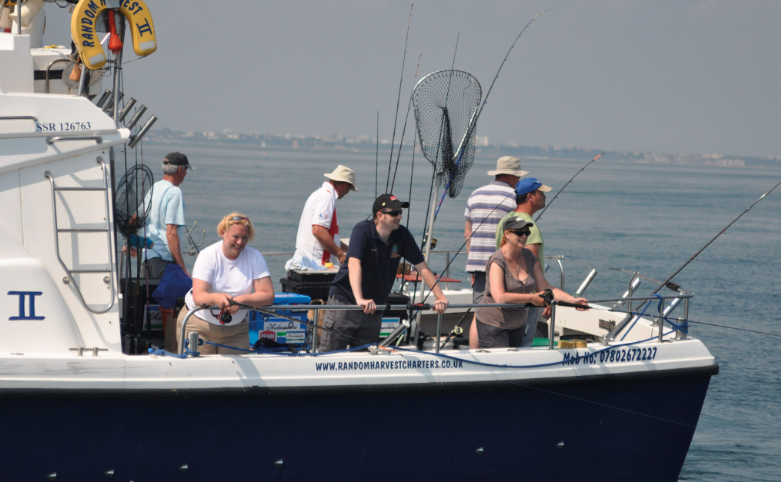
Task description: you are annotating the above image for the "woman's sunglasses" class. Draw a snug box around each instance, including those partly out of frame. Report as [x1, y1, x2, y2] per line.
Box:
[510, 229, 531, 237]
[230, 216, 249, 222]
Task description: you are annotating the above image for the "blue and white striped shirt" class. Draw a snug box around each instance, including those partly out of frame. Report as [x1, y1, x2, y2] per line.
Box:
[464, 180, 516, 272]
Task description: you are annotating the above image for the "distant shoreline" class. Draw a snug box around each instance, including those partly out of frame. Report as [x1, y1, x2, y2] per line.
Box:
[144, 130, 781, 169]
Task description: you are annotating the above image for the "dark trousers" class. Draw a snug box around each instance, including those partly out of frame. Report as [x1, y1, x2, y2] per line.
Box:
[318, 296, 384, 352]
[476, 319, 526, 348]
[145, 257, 175, 278]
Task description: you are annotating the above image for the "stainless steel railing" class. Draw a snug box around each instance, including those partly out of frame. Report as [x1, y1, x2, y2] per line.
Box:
[176, 294, 691, 357]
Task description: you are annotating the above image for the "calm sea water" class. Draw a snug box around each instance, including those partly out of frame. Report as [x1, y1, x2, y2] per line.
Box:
[138, 141, 780, 481]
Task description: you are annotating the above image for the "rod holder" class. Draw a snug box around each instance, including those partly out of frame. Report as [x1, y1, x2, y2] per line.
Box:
[125, 105, 147, 130]
[95, 89, 112, 109]
[187, 332, 200, 356]
[128, 115, 157, 149]
[100, 91, 115, 112]
[105, 92, 123, 116]
[574, 269, 597, 297]
[662, 297, 682, 317]
[380, 319, 410, 347]
[612, 277, 642, 310]
[116, 98, 136, 123]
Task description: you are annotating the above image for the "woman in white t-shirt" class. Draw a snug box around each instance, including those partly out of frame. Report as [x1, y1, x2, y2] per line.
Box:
[176, 213, 275, 354]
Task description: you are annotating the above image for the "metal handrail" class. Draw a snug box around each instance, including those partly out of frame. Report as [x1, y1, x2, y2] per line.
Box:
[45, 58, 70, 94]
[45, 158, 116, 314]
[176, 294, 689, 357]
[0, 116, 37, 122]
[47, 136, 103, 145]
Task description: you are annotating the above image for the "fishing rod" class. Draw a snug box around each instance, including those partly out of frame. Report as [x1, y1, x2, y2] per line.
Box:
[375, 111, 379, 198]
[413, 197, 509, 305]
[385, 3, 414, 192]
[476, 9, 549, 121]
[390, 54, 423, 193]
[648, 178, 781, 297]
[433, 9, 550, 217]
[535, 152, 604, 222]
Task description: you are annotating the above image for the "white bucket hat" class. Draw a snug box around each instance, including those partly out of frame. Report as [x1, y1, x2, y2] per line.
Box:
[324, 165, 357, 191]
[487, 156, 529, 177]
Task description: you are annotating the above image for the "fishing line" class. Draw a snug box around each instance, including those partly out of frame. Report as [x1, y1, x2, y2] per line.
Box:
[549, 10, 722, 153]
[535, 153, 604, 222]
[414, 198, 508, 306]
[390, 54, 423, 193]
[386, 3, 414, 192]
[666, 317, 781, 339]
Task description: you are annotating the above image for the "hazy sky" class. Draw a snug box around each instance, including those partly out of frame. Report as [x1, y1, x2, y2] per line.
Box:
[42, 1, 781, 157]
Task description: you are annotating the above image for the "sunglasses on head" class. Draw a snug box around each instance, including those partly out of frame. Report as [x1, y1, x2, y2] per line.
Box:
[230, 216, 249, 222]
[380, 209, 403, 217]
[511, 229, 531, 237]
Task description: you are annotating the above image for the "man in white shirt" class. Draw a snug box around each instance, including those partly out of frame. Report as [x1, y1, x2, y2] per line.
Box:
[142, 152, 192, 278]
[291, 165, 357, 268]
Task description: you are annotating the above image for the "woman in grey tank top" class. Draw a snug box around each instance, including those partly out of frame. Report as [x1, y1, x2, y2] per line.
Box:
[475, 218, 588, 348]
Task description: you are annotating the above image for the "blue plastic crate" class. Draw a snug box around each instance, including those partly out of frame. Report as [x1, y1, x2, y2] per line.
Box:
[248, 292, 311, 346]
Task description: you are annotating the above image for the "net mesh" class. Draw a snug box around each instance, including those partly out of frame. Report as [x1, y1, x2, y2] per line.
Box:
[413, 70, 482, 198]
[114, 164, 154, 237]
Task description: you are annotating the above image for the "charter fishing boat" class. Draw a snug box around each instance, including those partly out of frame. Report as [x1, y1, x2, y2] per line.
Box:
[0, 2, 717, 481]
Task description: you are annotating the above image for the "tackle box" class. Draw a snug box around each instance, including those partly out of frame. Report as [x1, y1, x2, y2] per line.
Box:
[248, 292, 311, 346]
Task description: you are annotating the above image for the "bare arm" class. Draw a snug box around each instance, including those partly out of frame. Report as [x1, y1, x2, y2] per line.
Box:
[464, 220, 473, 255]
[465, 220, 474, 284]
[532, 262, 588, 307]
[192, 278, 235, 312]
[312, 225, 346, 264]
[348, 256, 375, 314]
[166, 224, 189, 276]
[233, 277, 275, 308]
[193, 277, 275, 316]
[414, 261, 449, 314]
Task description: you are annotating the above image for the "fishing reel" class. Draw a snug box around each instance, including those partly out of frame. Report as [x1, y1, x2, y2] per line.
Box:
[210, 306, 233, 325]
[539, 289, 554, 306]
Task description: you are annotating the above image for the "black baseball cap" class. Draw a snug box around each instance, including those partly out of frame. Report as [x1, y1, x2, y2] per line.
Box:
[163, 152, 194, 171]
[372, 194, 410, 213]
[504, 217, 534, 231]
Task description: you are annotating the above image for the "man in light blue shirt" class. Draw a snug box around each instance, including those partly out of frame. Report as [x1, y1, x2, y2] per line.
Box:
[142, 152, 193, 278]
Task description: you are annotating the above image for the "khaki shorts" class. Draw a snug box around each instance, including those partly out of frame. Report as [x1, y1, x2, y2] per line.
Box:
[176, 307, 249, 355]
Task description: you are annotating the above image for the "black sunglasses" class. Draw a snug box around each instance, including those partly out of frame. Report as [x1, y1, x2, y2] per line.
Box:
[380, 209, 403, 217]
[510, 229, 531, 237]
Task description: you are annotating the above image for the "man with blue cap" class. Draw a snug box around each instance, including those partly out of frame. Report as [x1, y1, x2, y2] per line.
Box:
[495, 177, 552, 346]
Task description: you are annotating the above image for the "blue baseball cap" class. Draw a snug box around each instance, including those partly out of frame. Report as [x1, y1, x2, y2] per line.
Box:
[515, 177, 552, 196]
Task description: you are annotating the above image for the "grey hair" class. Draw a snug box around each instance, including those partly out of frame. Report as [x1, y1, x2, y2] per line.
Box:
[162, 162, 180, 175]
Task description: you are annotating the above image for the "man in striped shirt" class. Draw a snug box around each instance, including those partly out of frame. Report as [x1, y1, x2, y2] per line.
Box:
[464, 156, 528, 348]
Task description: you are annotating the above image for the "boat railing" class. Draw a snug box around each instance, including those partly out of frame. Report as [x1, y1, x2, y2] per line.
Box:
[177, 293, 691, 357]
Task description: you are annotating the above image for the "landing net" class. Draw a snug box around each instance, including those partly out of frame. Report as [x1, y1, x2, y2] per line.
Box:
[114, 164, 154, 237]
[413, 70, 482, 198]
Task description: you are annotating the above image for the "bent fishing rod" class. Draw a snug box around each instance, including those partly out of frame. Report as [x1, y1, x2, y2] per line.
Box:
[535, 152, 604, 222]
[434, 9, 550, 217]
[649, 178, 781, 297]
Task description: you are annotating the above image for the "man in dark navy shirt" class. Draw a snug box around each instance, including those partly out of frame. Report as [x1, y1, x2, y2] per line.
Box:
[319, 194, 449, 352]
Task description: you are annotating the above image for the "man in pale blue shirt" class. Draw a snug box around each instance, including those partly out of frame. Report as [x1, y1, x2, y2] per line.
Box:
[142, 152, 193, 278]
